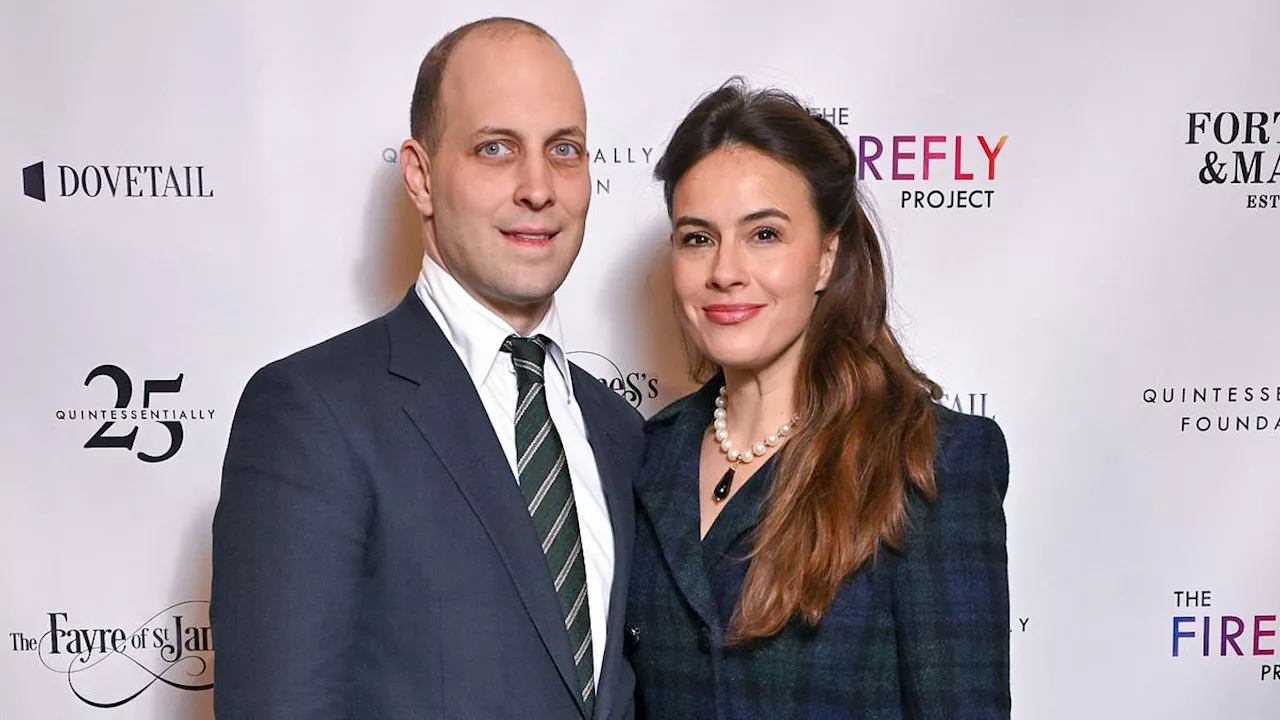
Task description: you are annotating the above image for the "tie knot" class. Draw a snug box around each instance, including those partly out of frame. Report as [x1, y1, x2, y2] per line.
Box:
[503, 334, 550, 369]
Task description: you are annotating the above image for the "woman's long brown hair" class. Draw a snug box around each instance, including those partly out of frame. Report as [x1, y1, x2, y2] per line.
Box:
[655, 78, 942, 642]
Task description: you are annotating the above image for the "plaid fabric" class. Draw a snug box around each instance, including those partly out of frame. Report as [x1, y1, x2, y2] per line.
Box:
[625, 378, 1011, 719]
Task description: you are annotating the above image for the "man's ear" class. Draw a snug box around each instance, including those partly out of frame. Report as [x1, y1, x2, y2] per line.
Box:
[401, 138, 433, 218]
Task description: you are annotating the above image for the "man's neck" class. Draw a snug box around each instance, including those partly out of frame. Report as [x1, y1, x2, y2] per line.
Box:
[422, 244, 552, 335]
[485, 296, 552, 336]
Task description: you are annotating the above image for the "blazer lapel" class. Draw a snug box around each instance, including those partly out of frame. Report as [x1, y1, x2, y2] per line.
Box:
[386, 291, 584, 715]
[633, 380, 720, 631]
[699, 455, 771, 570]
[570, 367, 634, 720]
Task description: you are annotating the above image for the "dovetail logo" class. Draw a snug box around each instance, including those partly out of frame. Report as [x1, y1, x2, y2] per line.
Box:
[940, 391, 995, 419]
[20, 161, 213, 202]
[22, 162, 46, 201]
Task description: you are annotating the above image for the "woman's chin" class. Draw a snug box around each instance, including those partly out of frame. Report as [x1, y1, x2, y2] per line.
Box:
[704, 353, 764, 374]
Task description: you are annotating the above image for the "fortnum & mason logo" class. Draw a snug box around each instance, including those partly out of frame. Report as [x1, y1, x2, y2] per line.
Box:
[1186, 111, 1280, 209]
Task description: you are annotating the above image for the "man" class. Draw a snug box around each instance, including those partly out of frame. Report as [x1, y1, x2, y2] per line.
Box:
[210, 17, 643, 719]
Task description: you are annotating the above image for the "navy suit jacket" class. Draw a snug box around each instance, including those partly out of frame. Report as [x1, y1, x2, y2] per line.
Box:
[626, 378, 1011, 719]
[210, 289, 644, 719]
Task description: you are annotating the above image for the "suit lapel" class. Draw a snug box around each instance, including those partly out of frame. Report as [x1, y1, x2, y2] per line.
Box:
[633, 380, 720, 630]
[570, 368, 634, 720]
[386, 292, 584, 715]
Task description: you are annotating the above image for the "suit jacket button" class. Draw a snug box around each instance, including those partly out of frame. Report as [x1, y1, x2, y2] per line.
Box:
[624, 624, 641, 652]
[697, 625, 711, 653]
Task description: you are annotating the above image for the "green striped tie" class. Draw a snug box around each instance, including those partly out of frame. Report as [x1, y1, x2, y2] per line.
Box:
[504, 335, 595, 717]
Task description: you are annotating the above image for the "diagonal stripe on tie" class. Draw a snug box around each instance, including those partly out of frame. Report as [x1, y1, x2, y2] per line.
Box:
[514, 385, 540, 425]
[503, 334, 595, 718]
[564, 582, 588, 630]
[574, 628, 592, 665]
[543, 495, 576, 555]
[528, 452, 566, 516]
[513, 357, 544, 378]
[517, 419, 554, 476]
[553, 536, 583, 588]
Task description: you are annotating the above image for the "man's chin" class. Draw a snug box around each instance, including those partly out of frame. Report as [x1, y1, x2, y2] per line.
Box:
[500, 282, 566, 309]
[479, 278, 570, 323]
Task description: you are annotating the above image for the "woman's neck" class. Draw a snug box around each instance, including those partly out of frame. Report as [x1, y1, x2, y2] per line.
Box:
[720, 359, 800, 451]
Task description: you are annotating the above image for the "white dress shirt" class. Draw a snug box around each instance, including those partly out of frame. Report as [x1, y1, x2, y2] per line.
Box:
[414, 252, 613, 685]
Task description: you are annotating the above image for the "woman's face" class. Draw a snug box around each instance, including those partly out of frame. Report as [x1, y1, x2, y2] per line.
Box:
[670, 145, 836, 375]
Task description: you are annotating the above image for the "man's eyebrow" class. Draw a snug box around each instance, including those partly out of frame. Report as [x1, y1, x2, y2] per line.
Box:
[472, 125, 586, 140]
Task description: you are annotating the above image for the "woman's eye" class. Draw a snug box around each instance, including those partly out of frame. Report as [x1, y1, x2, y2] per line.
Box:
[754, 227, 779, 242]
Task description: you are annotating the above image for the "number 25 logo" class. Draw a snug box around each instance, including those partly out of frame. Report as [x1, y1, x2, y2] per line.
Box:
[83, 364, 185, 463]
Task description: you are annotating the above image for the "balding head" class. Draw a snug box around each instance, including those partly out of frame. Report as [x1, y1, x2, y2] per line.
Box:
[409, 17, 566, 153]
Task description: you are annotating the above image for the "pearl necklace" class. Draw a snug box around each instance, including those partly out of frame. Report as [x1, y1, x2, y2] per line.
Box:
[710, 386, 800, 502]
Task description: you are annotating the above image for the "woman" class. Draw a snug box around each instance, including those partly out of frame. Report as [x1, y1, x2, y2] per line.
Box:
[626, 79, 1011, 719]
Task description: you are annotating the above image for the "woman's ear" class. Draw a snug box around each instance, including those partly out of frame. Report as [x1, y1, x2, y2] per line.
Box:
[815, 233, 838, 293]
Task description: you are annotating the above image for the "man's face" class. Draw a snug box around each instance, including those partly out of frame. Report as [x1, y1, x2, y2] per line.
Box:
[412, 31, 590, 328]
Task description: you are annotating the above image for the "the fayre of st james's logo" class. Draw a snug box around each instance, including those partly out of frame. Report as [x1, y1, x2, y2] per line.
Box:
[21, 161, 213, 202]
[55, 365, 216, 463]
[808, 105, 1008, 211]
[1143, 383, 1280, 433]
[8, 601, 213, 708]
[566, 350, 660, 413]
[1186, 111, 1280, 209]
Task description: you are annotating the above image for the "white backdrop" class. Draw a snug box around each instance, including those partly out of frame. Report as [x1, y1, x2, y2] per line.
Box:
[3, 1, 1278, 717]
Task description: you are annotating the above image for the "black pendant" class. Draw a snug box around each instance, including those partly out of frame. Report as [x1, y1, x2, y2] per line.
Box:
[713, 467, 735, 502]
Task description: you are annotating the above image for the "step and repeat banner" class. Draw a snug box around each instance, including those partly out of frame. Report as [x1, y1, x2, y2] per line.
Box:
[2, 0, 1277, 717]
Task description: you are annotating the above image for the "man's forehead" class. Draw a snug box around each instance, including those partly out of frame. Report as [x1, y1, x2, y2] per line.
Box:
[438, 33, 584, 136]
[445, 30, 572, 87]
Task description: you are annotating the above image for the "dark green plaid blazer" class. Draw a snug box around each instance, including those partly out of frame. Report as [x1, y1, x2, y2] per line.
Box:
[625, 378, 1011, 719]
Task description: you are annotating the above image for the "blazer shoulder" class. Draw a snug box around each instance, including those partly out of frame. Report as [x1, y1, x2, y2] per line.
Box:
[236, 312, 397, 416]
[932, 405, 1010, 499]
[274, 314, 390, 373]
[642, 388, 704, 437]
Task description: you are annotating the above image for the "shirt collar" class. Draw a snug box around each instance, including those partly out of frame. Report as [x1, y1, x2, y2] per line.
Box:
[415, 252, 575, 402]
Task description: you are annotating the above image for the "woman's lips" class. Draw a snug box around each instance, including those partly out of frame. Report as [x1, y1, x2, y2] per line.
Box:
[703, 303, 765, 325]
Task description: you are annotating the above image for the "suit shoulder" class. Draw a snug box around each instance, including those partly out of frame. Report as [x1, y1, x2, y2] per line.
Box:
[242, 313, 392, 398]
[932, 405, 1009, 498]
